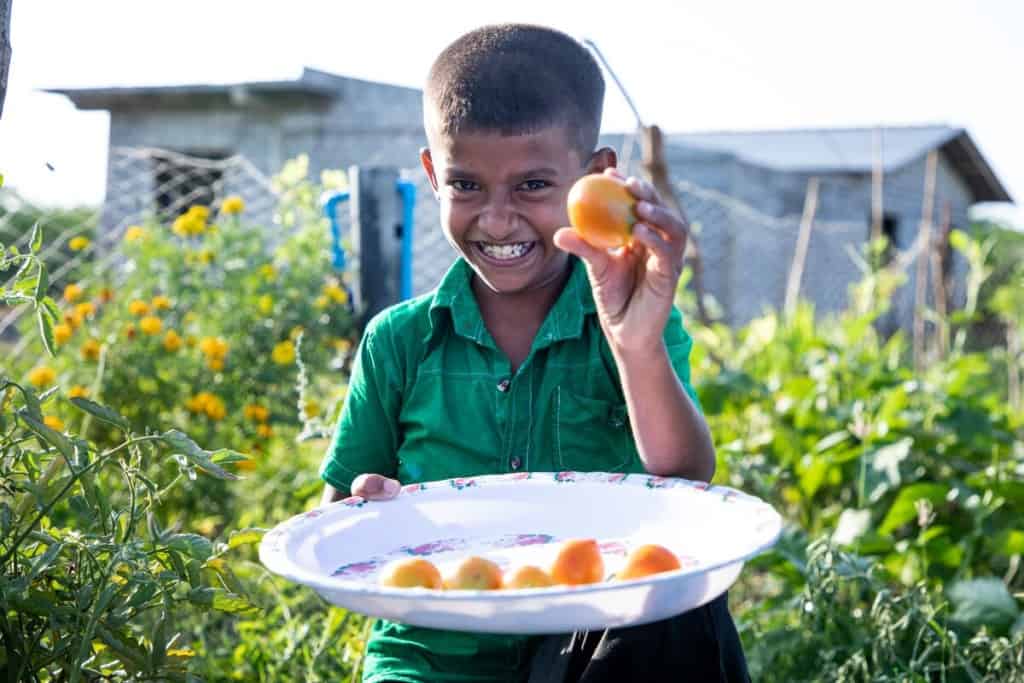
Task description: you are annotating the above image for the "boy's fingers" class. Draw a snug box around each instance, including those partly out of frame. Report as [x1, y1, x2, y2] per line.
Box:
[351, 473, 401, 500]
[635, 201, 688, 259]
[625, 176, 661, 204]
[554, 227, 612, 280]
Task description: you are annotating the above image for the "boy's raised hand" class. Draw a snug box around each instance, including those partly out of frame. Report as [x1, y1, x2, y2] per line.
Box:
[554, 168, 689, 355]
[351, 473, 401, 500]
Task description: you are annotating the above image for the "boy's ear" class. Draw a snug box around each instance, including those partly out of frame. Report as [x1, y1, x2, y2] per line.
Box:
[420, 147, 439, 194]
[584, 146, 618, 175]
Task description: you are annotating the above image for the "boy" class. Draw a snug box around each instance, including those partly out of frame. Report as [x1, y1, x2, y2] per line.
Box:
[319, 24, 749, 683]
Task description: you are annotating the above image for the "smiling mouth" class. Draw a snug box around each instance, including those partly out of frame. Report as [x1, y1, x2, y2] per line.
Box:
[475, 241, 537, 261]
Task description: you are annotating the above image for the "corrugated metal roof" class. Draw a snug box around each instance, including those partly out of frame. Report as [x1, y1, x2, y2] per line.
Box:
[666, 125, 961, 173]
[664, 125, 1011, 202]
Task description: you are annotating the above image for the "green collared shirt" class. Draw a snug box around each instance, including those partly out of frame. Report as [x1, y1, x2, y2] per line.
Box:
[320, 256, 699, 683]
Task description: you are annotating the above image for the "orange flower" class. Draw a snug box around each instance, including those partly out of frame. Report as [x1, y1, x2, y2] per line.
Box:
[75, 301, 95, 319]
[54, 323, 73, 345]
[28, 365, 56, 388]
[139, 316, 163, 335]
[243, 404, 269, 423]
[163, 330, 183, 352]
[151, 295, 172, 311]
[257, 424, 272, 438]
[81, 339, 101, 361]
[68, 385, 90, 399]
[43, 415, 65, 431]
[63, 283, 83, 303]
[207, 357, 224, 371]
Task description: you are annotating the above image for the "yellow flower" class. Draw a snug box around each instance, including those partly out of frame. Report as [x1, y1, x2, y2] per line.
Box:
[323, 282, 348, 305]
[124, 225, 147, 243]
[259, 264, 277, 281]
[199, 336, 229, 360]
[271, 340, 296, 366]
[221, 195, 245, 214]
[167, 648, 196, 659]
[257, 295, 273, 315]
[303, 400, 320, 419]
[314, 295, 329, 309]
[204, 395, 226, 421]
[333, 337, 353, 354]
[43, 415, 64, 431]
[172, 210, 207, 237]
[68, 385, 89, 399]
[243, 404, 270, 423]
[81, 339, 101, 361]
[207, 357, 224, 371]
[63, 309, 84, 330]
[124, 323, 137, 340]
[54, 323, 73, 345]
[28, 365, 57, 388]
[75, 301, 95, 319]
[163, 330, 183, 352]
[128, 300, 150, 316]
[187, 205, 210, 221]
[257, 423, 273, 439]
[139, 316, 162, 336]
[235, 458, 257, 472]
[151, 295, 172, 310]
[289, 326, 304, 341]
[63, 283, 83, 303]
[68, 236, 90, 251]
[198, 249, 214, 265]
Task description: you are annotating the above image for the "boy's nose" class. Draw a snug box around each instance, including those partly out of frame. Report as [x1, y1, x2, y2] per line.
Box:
[478, 200, 519, 240]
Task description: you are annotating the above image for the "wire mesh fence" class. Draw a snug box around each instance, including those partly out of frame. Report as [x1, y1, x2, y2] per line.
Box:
[3, 140, 972, 366]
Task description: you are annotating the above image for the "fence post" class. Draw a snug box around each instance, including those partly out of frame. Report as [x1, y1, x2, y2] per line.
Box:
[348, 165, 405, 328]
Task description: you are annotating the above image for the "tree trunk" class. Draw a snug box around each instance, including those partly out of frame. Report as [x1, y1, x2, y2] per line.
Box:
[0, 0, 11, 119]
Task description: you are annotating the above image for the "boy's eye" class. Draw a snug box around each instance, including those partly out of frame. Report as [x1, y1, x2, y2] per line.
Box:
[518, 179, 551, 192]
[448, 179, 479, 192]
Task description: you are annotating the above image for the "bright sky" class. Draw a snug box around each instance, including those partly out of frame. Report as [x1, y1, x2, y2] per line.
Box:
[1, 0, 1021, 226]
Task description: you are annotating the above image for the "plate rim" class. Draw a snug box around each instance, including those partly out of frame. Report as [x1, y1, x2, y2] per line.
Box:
[258, 471, 782, 601]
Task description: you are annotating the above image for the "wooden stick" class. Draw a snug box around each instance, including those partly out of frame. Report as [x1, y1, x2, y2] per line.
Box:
[913, 150, 939, 371]
[784, 177, 820, 318]
[641, 124, 712, 326]
[1008, 323, 1022, 414]
[930, 201, 952, 357]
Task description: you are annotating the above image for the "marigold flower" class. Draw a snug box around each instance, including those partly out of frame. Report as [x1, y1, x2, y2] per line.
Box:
[323, 282, 348, 304]
[303, 400, 320, 419]
[271, 340, 296, 365]
[314, 295, 329, 309]
[75, 301, 95, 319]
[204, 395, 226, 421]
[124, 225, 147, 243]
[333, 338, 353, 353]
[63, 309, 84, 329]
[221, 195, 245, 214]
[128, 300, 150, 316]
[54, 323, 73, 345]
[139, 316, 163, 335]
[43, 415, 64, 431]
[207, 357, 224, 371]
[257, 295, 273, 315]
[68, 236, 90, 251]
[257, 423, 272, 438]
[63, 283, 83, 303]
[243, 404, 270, 423]
[81, 339, 102, 361]
[28, 365, 56, 388]
[259, 264, 277, 281]
[163, 330, 183, 352]
[151, 295, 172, 310]
[199, 336, 229, 359]
[68, 385, 89, 399]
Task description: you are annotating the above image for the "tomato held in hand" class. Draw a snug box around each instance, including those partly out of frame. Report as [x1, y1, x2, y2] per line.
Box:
[567, 173, 636, 250]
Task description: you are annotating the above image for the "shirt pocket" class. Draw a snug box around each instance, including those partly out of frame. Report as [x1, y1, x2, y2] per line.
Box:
[554, 386, 633, 472]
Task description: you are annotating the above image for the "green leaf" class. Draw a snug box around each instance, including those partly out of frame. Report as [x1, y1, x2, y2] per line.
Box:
[166, 533, 214, 561]
[209, 449, 250, 465]
[29, 222, 43, 253]
[187, 587, 260, 615]
[799, 456, 829, 498]
[95, 623, 149, 669]
[26, 542, 64, 582]
[19, 410, 75, 461]
[41, 296, 60, 324]
[70, 397, 129, 430]
[813, 430, 851, 453]
[159, 429, 238, 480]
[150, 610, 168, 670]
[34, 262, 49, 302]
[948, 577, 1020, 634]
[879, 483, 948, 535]
[227, 527, 266, 550]
[987, 529, 1024, 557]
[37, 308, 56, 357]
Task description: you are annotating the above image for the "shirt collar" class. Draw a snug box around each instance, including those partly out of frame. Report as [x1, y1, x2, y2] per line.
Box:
[426, 256, 596, 348]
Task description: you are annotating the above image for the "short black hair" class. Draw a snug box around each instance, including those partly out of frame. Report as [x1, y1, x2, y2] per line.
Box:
[424, 24, 605, 160]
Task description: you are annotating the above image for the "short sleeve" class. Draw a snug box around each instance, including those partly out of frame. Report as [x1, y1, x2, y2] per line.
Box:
[663, 305, 703, 414]
[318, 314, 403, 493]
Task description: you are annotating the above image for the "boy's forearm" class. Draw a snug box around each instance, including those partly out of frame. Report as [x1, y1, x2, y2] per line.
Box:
[613, 343, 716, 482]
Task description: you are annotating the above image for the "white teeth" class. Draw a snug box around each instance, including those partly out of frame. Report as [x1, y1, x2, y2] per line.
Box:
[480, 242, 532, 260]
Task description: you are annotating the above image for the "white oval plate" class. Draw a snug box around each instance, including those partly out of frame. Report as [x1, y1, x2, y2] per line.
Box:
[259, 471, 782, 634]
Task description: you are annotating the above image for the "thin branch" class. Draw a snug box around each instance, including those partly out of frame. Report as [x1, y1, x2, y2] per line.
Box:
[785, 177, 820, 318]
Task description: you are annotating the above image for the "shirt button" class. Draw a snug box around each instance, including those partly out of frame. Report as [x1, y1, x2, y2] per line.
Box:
[497, 378, 511, 392]
[510, 456, 522, 471]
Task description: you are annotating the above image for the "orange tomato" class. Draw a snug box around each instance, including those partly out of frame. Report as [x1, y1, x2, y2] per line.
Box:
[616, 544, 681, 580]
[567, 173, 636, 249]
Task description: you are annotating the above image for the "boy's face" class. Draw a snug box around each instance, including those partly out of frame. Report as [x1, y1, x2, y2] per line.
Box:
[421, 125, 613, 296]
